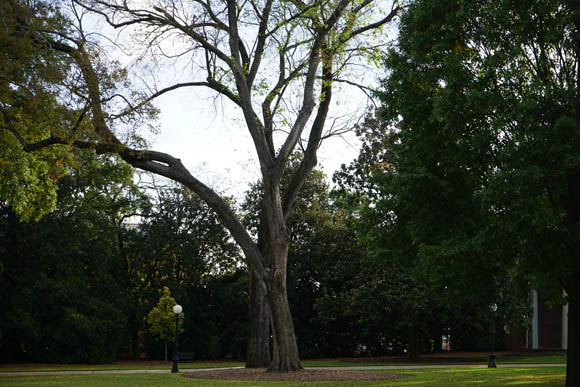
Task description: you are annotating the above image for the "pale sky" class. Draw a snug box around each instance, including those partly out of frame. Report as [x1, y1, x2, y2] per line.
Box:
[142, 74, 370, 199]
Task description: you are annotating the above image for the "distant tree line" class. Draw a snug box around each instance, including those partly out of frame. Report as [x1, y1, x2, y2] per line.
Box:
[3, 1, 574, 376]
[0, 150, 532, 363]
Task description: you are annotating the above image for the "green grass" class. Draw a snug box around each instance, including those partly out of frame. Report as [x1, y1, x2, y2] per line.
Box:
[301, 352, 567, 367]
[496, 353, 567, 364]
[0, 351, 566, 373]
[0, 362, 244, 373]
[0, 367, 566, 386]
[386, 367, 565, 386]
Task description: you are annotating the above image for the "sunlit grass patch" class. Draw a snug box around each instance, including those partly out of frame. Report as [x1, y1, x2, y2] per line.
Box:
[382, 367, 565, 386]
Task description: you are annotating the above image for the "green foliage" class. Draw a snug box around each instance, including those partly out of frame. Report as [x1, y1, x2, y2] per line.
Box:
[242, 157, 368, 357]
[333, 109, 530, 353]
[0, 155, 138, 363]
[146, 287, 183, 343]
[124, 181, 244, 360]
[333, 0, 580, 356]
[187, 270, 249, 360]
[380, 0, 580, 295]
[0, 0, 74, 220]
[0, 143, 57, 221]
[0, 160, 248, 362]
[0, 0, 158, 221]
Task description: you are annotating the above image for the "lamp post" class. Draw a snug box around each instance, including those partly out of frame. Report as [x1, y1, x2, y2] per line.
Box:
[171, 304, 183, 373]
[488, 303, 498, 368]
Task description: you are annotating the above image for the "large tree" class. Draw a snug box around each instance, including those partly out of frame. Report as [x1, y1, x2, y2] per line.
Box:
[0, 0, 73, 220]
[334, 112, 531, 356]
[380, 0, 580, 384]
[1, 0, 400, 371]
[0, 154, 137, 363]
[243, 157, 366, 358]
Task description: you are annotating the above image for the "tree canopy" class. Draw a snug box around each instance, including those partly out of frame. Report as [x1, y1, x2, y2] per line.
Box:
[1, 0, 402, 371]
[374, 0, 579, 383]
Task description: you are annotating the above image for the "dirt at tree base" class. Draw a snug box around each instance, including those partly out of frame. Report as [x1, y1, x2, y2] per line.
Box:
[184, 368, 413, 382]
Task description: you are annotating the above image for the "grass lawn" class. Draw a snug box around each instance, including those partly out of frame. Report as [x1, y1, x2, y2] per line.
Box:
[301, 351, 567, 367]
[0, 362, 244, 373]
[0, 367, 566, 386]
[0, 351, 566, 373]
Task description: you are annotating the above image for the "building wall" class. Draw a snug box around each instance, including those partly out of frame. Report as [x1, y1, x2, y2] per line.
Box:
[528, 290, 568, 350]
[537, 294, 562, 348]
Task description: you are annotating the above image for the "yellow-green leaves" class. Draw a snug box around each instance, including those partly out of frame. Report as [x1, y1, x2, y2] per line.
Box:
[146, 287, 184, 343]
[0, 138, 57, 221]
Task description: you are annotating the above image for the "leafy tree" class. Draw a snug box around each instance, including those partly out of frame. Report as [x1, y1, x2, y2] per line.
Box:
[146, 287, 184, 361]
[0, 154, 137, 363]
[127, 181, 242, 360]
[185, 269, 249, 360]
[3, 0, 402, 371]
[243, 158, 365, 358]
[0, 0, 74, 220]
[334, 108, 532, 356]
[134, 183, 240, 291]
[377, 0, 579, 383]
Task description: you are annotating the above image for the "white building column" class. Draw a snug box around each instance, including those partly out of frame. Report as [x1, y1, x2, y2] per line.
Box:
[562, 290, 568, 350]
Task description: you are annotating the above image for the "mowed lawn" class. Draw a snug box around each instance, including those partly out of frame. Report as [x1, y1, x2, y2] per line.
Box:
[0, 367, 566, 386]
[0, 351, 567, 373]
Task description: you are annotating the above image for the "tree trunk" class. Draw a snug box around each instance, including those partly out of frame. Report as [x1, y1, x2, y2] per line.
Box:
[566, 280, 579, 387]
[246, 268, 271, 368]
[164, 340, 168, 362]
[407, 326, 421, 359]
[433, 333, 443, 353]
[257, 183, 302, 372]
[565, 171, 580, 386]
[267, 266, 302, 372]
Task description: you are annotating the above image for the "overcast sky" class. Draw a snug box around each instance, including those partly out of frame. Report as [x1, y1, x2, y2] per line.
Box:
[144, 85, 367, 199]
[87, 3, 387, 199]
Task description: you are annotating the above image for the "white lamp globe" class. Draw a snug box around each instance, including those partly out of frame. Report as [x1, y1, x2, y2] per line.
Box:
[173, 304, 183, 314]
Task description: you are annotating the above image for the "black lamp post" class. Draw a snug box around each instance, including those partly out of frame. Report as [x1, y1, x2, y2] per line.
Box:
[488, 303, 498, 368]
[171, 304, 182, 373]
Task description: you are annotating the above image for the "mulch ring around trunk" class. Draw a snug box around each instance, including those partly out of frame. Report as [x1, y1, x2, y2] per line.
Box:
[184, 368, 413, 382]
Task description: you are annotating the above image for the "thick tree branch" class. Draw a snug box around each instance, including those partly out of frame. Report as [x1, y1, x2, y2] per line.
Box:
[282, 56, 333, 219]
[225, 0, 273, 175]
[8, 129, 268, 282]
[247, 0, 273, 86]
[274, 0, 350, 181]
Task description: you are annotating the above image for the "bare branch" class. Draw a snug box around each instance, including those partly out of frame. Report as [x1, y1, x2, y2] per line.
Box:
[348, 4, 401, 38]
[282, 52, 334, 219]
[110, 80, 241, 120]
[247, 0, 273, 86]
[275, 0, 351, 180]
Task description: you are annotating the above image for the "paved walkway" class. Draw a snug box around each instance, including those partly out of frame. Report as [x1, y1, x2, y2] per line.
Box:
[0, 364, 566, 377]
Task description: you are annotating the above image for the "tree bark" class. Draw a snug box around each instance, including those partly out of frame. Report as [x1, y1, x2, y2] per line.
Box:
[433, 333, 443, 353]
[246, 268, 271, 367]
[407, 327, 421, 359]
[566, 279, 579, 387]
[565, 171, 580, 386]
[267, 260, 302, 372]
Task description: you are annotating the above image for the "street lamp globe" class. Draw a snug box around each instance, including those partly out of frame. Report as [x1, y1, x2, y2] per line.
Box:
[174, 304, 183, 314]
[490, 303, 498, 313]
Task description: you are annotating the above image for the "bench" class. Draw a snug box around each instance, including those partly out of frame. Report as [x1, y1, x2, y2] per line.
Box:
[175, 351, 194, 361]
